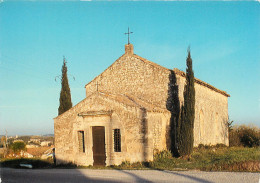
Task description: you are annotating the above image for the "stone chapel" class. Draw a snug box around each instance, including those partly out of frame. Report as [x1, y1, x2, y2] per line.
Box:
[54, 44, 230, 166]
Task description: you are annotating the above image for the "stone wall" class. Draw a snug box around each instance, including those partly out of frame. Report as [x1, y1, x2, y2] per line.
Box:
[54, 92, 166, 166]
[85, 45, 171, 109]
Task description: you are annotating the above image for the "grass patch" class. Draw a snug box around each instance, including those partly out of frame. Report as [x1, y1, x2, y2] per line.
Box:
[112, 147, 260, 172]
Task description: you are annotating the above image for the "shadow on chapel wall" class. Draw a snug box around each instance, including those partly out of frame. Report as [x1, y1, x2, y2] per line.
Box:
[140, 107, 149, 162]
[166, 70, 180, 157]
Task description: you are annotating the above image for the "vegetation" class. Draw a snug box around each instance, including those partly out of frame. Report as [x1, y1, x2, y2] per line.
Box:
[177, 47, 195, 157]
[113, 146, 259, 172]
[58, 57, 73, 115]
[1, 146, 259, 172]
[10, 141, 26, 154]
[229, 125, 260, 147]
[227, 118, 234, 133]
[0, 136, 6, 148]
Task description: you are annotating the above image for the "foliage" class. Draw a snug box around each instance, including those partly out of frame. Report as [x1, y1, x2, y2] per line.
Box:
[229, 125, 260, 147]
[10, 142, 26, 153]
[58, 57, 73, 115]
[1, 136, 6, 147]
[227, 118, 234, 133]
[177, 48, 195, 157]
[113, 147, 259, 172]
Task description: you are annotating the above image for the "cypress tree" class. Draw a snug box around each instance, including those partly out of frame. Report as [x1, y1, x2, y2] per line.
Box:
[178, 47, 195, 157]
[58, 57, 72, 115]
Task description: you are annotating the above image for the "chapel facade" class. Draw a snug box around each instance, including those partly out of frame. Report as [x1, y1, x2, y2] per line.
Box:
[54, 44, 230, 166]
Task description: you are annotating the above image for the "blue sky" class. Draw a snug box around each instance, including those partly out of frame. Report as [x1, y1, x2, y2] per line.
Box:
[0, 1, 259, 136]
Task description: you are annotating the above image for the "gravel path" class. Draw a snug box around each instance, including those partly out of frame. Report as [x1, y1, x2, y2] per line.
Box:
[1, 168, 259, 183]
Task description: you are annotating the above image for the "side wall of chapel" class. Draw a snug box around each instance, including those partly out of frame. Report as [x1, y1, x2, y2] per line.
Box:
[176, 75, 229, 146]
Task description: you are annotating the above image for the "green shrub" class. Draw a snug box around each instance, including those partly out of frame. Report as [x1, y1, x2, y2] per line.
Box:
[120, 161, 131, 167]
[10, 141, 26, 153]
[229, 125, 260, 147]
[154, 150, 172, 159]
[215, 143, 227, 148]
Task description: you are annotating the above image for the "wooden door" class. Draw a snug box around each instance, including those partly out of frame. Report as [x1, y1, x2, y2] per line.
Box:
[92, 126, 106, 166]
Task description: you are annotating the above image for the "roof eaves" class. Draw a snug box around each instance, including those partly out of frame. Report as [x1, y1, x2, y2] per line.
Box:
[78, 110, 113, 117]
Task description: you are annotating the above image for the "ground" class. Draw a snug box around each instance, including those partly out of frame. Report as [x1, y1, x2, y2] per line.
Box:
[1, 168, 259, 183]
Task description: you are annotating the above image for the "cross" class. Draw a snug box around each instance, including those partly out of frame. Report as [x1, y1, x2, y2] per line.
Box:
[96, 81, 100, 92]
[124, 27, 133, 45]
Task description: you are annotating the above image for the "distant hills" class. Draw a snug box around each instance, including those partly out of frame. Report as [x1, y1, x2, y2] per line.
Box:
[0, 134, 54, 137]
[42, 134, 54, 137]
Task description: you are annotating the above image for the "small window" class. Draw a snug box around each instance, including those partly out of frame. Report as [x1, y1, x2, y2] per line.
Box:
[78, 131, 85, 153]
[114, 129, 121, 152]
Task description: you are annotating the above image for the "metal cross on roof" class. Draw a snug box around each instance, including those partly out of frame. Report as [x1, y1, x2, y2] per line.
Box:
[124, 27, 133, 45]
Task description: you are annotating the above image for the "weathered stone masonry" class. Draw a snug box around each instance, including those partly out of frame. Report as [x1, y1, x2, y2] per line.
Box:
[54, 44, 229, 166]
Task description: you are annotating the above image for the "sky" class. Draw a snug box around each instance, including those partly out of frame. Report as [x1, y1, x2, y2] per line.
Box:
[0, 1, 259, 136]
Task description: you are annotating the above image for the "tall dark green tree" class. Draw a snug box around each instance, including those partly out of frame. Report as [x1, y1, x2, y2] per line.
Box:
[178, 47, 195, 157]
[58, 57, 72, 115]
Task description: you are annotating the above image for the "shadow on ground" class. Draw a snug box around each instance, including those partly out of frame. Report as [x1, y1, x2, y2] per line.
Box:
[1, 158, 213, 183]
[110, 162, 213, 183]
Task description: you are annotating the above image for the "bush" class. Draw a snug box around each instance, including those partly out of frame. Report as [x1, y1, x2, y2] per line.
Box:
[197, 144, 211, 149]
[229, 125, 260, 147]
[10, 141, 26, 153]
[215, 143, 227, 148]
[154, 150, 172, 159]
